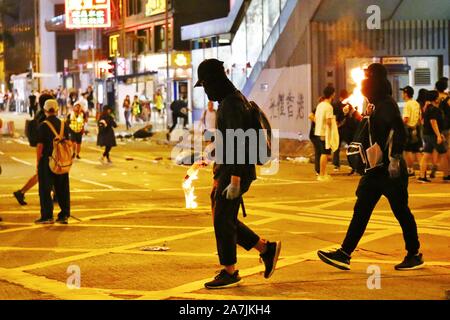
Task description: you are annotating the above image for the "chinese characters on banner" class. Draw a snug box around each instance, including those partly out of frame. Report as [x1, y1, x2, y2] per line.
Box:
[66, 0, 111, 29]
[249, 65, 311, 139]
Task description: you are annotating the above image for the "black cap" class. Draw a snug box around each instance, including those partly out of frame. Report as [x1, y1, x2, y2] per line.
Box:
[194, 59, 226, 87]
[400, 86, 414, 98]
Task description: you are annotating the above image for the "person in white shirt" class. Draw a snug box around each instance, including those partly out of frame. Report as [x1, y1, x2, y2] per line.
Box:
[401, 86, 422, 176]
[314, 86, 336, 181]
[201, 100, 217, 139]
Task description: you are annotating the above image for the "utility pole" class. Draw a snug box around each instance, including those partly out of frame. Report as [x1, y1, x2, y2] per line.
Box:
[165, 0, 170, 128]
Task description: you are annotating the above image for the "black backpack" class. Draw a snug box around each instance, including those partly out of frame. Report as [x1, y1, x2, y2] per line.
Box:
[25, 119, 39, 147]
[239, 92, 273, 165]
[439, 96, 450, 130]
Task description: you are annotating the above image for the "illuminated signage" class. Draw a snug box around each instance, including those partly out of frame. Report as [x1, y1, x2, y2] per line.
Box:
[171, 52, 191, 68]
[145, 0, 166, 17]
[66, 0, 111, 29]
[109, 35, 119, 57]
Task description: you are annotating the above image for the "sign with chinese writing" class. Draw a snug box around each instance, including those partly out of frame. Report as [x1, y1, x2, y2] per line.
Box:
[109, 35, 119, 57]
[249, 65, 312, 139]
[145, 0, 166, 17]
[66, 0, 111, 29]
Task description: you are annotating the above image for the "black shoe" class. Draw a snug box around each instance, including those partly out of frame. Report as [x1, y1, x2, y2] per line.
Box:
[204, 269, 242, 289]
[395, 253, 424, 270]
[430, 166, 437, 179]
[260, 241, 282, 279]
[34, 218, 54, 225]
[0, 216, 2, 222]
[76, 155, 81, 159]
[443, 176, 450, 181]
[317, 248, 351, 270]
[56, 217, 69, 225]
[13, 191, 27, 206]
[418, 177, 432, 183]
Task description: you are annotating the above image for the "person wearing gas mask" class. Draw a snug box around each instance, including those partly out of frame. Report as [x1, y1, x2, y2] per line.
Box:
[317, 63, 423, 271]
[195, 59, 281, 289]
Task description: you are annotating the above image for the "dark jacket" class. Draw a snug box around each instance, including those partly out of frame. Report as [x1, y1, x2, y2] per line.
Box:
[369, 96, 406, 168]
[213, 90, 256, 182]
[97, 114, 117, 147]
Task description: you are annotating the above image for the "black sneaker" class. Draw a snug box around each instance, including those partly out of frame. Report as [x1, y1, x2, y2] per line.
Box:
[76, 155, 81, 159]
[56, 217, 69, 225]
[204, 269, 242, 289]
[260, 241, 282, 279]
[13, 191, 27, 206]
[443, 176, 450, 181]
[418, 177, 432, 183]
[317, 248, 351, 271]
[34, 218, 54, 225]
[395, 253, 424, 271]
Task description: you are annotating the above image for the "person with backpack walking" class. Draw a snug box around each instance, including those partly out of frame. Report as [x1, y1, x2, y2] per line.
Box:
[195, 59, 281, 289]
[97, 106, 117, 164]
[35, 99, 71, 225]
[317, 63, 423, 271]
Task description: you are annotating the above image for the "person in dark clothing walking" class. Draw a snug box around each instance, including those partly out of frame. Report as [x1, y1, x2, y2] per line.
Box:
[167, 96, 189, 140]
[29, 91, 37, 118]
[195, 59, 281, 289]
[97, 106, 117, 164]
[332, 90, 349, 171]
[317, 63, 423, 271]
[35, 99, 71, 225]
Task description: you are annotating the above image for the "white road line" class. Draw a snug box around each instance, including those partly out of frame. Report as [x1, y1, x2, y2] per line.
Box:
[0, 151, 4, 155]
[79, 179, 115, 189]
[10, 157, 33, 166]
[78, 158, 102, 165]
[13, 139, 29, 146]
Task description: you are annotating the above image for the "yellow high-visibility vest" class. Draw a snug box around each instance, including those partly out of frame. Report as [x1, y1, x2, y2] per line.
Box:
[69, 112, 85, 133]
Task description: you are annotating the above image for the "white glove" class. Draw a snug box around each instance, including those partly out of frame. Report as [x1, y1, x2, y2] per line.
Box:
[222, 183, 241, 200]
[388, 157, 401, 178]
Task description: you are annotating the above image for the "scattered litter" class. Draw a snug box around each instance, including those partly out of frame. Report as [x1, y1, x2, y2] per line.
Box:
[140, 246, 170, 252]
[286, 156, 310, 164]
[125, 157, 134, 161]
[154, 157, 163, 161]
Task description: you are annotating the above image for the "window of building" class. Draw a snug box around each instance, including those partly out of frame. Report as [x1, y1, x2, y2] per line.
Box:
[154, 24, 172, 52]
[127, 0, 142, 16]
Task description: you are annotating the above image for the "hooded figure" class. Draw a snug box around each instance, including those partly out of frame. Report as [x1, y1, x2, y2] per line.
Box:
[317, 63, 423, 272]
[195, 59, 281, 289]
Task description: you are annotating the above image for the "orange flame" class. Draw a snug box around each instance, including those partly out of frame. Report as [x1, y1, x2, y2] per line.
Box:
[344, 67, 366, 111]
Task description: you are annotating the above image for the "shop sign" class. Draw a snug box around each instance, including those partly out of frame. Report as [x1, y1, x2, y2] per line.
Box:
[66, 0, 111, 29]
[145, 0, 166, 17]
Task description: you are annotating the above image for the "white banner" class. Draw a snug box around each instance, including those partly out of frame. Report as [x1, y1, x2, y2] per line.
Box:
[249, 64, 311, 140]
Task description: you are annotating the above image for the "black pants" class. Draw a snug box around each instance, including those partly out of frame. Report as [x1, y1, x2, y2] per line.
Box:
[310, 136, 321, 174]
[341, 164, 420, 256]
[29, 106, 37, 118]
[38, 159, 70, 220]
[212, 176, 260, 266]
[103, 146, 112, 158]
[169, 113, 188, 133]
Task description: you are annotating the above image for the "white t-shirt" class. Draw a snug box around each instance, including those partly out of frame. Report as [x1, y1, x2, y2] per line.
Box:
[314, 101, 334, 137]
[203, 109, 216, 131]
[403, 99, 421, 127]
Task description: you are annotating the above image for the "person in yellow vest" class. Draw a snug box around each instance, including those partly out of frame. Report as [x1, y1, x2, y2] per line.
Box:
[132, 95, 141, 123]
[67, 101, 87, 159]
[154, 89, 165, 116]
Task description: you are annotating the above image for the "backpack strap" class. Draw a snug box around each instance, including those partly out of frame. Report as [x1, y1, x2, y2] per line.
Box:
[44, 120, 60, 139]
[59, 120, 66, 137]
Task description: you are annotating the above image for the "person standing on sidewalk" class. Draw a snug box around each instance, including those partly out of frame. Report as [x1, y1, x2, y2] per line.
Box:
[195, 59, 281, 289]
[97, 106, 117, 164]
[317, 63, 423, 271]
[35, 100, 71, 224]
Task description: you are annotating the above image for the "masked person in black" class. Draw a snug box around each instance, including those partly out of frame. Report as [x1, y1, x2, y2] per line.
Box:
[317, 63, 423, 271]
[195, 59, 281, 289]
